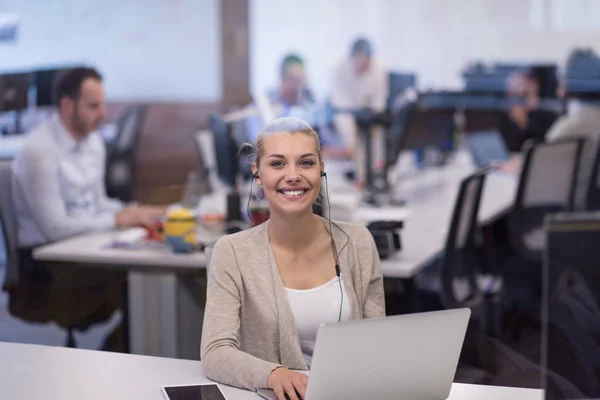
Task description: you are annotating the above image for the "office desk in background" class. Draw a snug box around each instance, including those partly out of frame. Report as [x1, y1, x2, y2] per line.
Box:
[34, 229, 212, 361]
[0, 135, 25, 160]
[0, 342, 543, 400]
[328, 158, 518, 278]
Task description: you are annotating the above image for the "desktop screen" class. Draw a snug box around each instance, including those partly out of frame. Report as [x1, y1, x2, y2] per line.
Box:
[0, 72, 29, 112]
[34, 68, 64, 107]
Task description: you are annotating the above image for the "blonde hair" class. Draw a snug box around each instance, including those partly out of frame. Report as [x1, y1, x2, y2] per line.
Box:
[241, 117, 321, 167]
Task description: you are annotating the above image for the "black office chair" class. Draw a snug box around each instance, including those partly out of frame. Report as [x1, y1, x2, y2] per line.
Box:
[439, 169, 501, 337]
[1, 164, 118, 348]
[387, 72, 417, 111]
[501, 137, 585, 342]
[585, 139, 600, 210]
[105, 105, 148, 202]
[508, 137, 586, 263]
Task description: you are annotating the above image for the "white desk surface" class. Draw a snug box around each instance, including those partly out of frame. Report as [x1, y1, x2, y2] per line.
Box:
[33, 159, 517, 279]
[0, 342, 543, 400]
[33, 230, 206, 270]
[0, 134, 25, 159]
[329, 163, 518, 279]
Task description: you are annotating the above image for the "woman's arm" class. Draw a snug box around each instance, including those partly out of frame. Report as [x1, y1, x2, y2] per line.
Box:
[201, 238, 281, 390]
[358, 227, 386, 318]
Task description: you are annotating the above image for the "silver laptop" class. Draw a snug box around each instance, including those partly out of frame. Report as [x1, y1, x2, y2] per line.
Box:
[258, 308, 471, 400]
[466, 130, 510, 168]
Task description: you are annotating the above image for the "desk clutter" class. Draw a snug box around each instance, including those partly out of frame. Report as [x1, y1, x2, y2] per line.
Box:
[107, 207, 246, 254]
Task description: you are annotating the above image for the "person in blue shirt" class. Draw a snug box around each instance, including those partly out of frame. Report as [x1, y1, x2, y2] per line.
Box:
[245, 54, 314, 143]
[245, 54, 345, 152]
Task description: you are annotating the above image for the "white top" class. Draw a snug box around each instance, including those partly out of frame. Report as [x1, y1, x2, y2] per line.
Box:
[0, 342, 543, 400]
[285, 274, 351, 366]
[12, 114, 123, 247]
[331, 58, 389, 112]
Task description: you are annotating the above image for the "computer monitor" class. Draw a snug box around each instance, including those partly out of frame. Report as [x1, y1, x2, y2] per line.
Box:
[387, 103, 455, 168]
[208, 113, 238, 189]
[33, 68, 65, 107]
[0, 72, 29, 112]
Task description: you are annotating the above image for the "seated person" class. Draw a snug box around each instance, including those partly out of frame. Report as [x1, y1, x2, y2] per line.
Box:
[12, 67, 164, 248]
[330, 37, 389, 185]
[245, 54, 316, 143]
[201, 117, 384, 399]
[545, 49, 600, 209]
[498, 67, 559, 152]
[10, 67, 164, 348]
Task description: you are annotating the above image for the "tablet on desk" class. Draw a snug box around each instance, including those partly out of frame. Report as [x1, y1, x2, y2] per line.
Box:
[161, 383, 228, 400]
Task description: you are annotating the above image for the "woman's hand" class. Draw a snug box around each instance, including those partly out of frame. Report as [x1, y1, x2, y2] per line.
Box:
[267, 367, 308, 400]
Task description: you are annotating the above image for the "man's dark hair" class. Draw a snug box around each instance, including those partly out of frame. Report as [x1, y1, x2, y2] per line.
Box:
[280, 54, 304, 79]
[351, 37, 373, 58]
[53, 67, 103, 106]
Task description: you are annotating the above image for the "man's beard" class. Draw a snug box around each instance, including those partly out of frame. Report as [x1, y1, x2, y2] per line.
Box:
[71, 114, 96, 137]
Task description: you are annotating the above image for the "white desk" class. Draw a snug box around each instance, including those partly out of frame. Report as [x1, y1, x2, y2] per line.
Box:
[0, 135, 25, 160]
[34, 231, 211, 361]
[0, 342, 543, 400]
[379, 170, 517, 279]
[328, 160, 518, 279]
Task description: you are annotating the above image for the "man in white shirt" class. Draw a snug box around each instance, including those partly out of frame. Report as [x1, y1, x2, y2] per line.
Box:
[331, 37, 389, 186]
[12, 67, 163, 248]
[10, 67, 163, 350]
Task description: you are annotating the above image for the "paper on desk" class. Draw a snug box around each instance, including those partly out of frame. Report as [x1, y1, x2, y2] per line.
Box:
[112, 227, 147, 245]
[353, 206, 412, 222]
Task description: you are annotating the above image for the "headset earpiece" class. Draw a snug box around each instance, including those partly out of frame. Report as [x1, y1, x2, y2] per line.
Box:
[252, 173, 259, 179]
[321, 172, 327, 177]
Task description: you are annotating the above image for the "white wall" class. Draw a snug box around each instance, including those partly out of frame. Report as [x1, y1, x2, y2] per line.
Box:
[0, 0, 221, 102]
[250, 0, 600, 98]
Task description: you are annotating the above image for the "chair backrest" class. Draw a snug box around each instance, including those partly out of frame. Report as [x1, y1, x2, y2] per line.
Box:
[0, 162, 19, 289]
[208, 113, 238, 188]
[105, 105, 148, 202]
[509, 137, 585, 262]
[439, 169, 487, 310]
[387, 72, 417, 111]
[585, 139, 600, 210]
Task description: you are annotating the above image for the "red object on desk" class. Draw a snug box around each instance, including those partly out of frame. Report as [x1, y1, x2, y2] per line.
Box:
[145, 221, 164, 242]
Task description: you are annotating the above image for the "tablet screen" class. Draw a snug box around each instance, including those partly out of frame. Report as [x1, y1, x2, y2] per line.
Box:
[162, 383, 227, 400]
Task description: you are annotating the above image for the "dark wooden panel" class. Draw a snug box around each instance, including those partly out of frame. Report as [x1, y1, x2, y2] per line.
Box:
[221, 0, 251, 111]
[106, 101, 219, 203]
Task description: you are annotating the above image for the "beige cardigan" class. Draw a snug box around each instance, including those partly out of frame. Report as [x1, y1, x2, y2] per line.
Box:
[200, 217, 385, 391]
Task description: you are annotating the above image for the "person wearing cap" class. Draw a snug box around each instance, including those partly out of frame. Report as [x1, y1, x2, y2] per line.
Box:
[330, 37, 388, 186]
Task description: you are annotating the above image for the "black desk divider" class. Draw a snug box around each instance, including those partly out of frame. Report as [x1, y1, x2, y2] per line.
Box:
[542, 212, 600, 399]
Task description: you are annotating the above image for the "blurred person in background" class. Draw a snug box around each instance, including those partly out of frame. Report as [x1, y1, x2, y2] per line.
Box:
[498, 67, 559, 152]
[10, 67, 164, 351]
[330, 37, 388, 186]
[546, 48, 600, 208]
[245, 54, 316, 143]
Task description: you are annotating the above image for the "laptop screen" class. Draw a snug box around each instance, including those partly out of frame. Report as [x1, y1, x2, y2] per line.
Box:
[466, 130, 510, 167]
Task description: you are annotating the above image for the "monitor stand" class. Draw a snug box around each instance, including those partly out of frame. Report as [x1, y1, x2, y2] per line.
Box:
[360, 124, 406, 207]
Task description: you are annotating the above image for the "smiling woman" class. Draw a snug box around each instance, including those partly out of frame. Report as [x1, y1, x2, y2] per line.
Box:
[201, 117, 385, 400]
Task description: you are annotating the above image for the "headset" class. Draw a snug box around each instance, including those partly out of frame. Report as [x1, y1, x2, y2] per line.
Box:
[248, 170, 350, 322]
